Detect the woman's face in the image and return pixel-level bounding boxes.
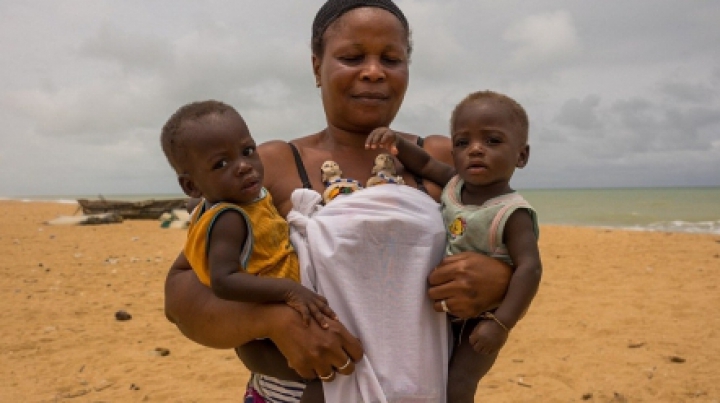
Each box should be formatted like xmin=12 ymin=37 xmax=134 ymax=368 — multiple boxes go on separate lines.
xmin=313 ymin=7 xmax=410 ymax=134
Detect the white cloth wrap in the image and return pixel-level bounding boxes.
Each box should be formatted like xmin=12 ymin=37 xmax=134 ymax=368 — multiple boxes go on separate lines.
xmin=287 ymin=185 xmax=449 ymax=403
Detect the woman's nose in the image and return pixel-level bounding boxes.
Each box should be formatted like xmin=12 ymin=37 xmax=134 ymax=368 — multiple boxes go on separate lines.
xmin=361 ymin=57 xmax=386 ymax=82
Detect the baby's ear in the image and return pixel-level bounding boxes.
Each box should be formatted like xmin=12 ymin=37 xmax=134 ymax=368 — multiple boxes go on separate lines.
xmin=516 ymin=145 xmax=530 ymax=168
xmin=178 ymin=175 xmax=203 ymax=198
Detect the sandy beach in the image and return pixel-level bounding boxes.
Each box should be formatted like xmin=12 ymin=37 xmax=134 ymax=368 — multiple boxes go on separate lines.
xmin=1 ymin=200 xmax=718 ymax=402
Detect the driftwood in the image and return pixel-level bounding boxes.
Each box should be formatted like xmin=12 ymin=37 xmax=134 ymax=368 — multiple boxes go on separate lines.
xmin=45 ymin=213 xmax=123 ymax=226
xmin=76 ymin=197 xmax=188 ymax=220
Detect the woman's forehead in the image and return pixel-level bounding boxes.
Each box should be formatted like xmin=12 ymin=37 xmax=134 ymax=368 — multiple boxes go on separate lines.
xmin=325 ymin=7 xmax=406 ymax=41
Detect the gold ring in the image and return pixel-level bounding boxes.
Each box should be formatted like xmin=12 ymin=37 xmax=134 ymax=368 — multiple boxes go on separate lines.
xmin=318 ymin=371 xmax=335 ymax=382
xmin=337 ymin=358 xmax=352 ymax=371
xmin=440 ymin=299 xmax=450 ymax=313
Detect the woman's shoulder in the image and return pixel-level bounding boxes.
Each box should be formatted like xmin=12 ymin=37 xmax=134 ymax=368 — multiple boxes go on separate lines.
xmin=258 ymin=139 xmax=293 ymax=161
xmin=401 ymin=133 xmax=453 ymax=165
xmin=421 ymin=133 xmax=451 ymax=144
xmin=258 ymin=137 xmax=319 ymax=217
xmin=259 ymin=134 xmax=319 ymax=157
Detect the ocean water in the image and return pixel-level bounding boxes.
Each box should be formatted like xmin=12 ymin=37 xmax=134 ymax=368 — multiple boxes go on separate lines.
xmin=520 ymin=187 xmax=720 ymax=234
xmin=4 ymin=187 xmax=720 ymax=234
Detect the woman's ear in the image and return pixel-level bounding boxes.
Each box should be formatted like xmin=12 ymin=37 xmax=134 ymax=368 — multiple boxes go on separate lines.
xmin=312 ymin=54 xmax=321 ymax=87
xmin=516 ymin=145 xmax=530 ymax=168
xmin=178 ymin=175 xmax=202 ymax=199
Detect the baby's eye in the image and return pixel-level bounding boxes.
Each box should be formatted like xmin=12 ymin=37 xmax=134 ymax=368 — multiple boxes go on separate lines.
xmin=242 ymin=146 xmax=256 ymax=157
xmin=486 ymin=136 xmax=503 ymax=145
xmin=212 ymin=160 xmax=228 ymax=170
xmin=453 ymin=138 xmax=469 ymax=147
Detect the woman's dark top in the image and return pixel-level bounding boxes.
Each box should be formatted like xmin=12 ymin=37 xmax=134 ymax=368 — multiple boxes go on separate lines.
xmin=288 ymin=137 xmax=428 ymax=194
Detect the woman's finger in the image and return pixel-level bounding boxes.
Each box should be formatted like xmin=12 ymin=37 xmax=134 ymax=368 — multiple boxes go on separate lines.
xmin=426 ymin=277 xmax=458 ymax=301
xmin=434 ymin=298 xmax=453 ymax=314
xmin=271 ymin=308 xmax=363 ymax=379
xmin=342 ymin=332 xmax=364 ymax=363
xmin=334 ymin=354 xmax=356 ymax=376
xmin=317 ymin=369 xmax=336 ymax=383
xmin=427 ymin=257 xmax=465 ymax=286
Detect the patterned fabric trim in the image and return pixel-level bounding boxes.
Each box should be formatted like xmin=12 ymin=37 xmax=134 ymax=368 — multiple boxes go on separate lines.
xmin=244 ymin=373 xmax=305 ymax=403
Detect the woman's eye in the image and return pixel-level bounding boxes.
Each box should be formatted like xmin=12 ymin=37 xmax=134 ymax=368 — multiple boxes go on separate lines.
xmin=242 ymin=147 xmax=256 ymax=157
xmin=339 ymin=55 xmax=363 ymax=64
xmin=382 ymin=56 xmax=402 ymax=66
xmin=212 ymin=160 xmax=228 ymax=170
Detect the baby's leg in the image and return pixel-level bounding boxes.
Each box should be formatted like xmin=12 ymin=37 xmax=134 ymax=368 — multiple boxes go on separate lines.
xmin=299 ymin=380 xmax=324 ymax=403
xmin=235 ymin=339 xmax=305 ymax=381
xmin=447 ymin=319 xmax=499 ymax=403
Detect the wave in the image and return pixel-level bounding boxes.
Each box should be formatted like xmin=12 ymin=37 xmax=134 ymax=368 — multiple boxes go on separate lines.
xmin=0 ymin=198 xmax=77 ymax=204
xmin=609 ymin=220 xmax=720 ymax=235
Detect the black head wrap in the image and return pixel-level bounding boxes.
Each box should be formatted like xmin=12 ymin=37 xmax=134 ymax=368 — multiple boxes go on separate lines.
xmin=312 ymin=0 xmax=409 ymax=44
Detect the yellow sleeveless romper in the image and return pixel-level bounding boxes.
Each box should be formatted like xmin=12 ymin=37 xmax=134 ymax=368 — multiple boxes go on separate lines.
xmin=184 ymin=190 xmax=299 ymax=286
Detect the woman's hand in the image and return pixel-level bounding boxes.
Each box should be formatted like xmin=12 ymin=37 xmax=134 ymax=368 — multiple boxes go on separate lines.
xmin=236 ymin=306 xmax=363 ymax=382
xmin=164 ymin=252 xmax=363 ymax=381
xmin=427 ymin=251 xmax=512 ymax=319
xmin=268 ymin=307 xmax=364 ymax=381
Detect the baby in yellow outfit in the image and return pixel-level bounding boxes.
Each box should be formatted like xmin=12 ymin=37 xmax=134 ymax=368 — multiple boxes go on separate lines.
xmin=161 ymin=100 xmax=336 ymax=328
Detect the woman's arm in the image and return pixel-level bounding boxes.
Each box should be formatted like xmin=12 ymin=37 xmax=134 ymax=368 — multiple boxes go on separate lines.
xmin=164 ymin=253 xmax=363 ymax=379
xmin=165 ymin=253 xmax=262 ymax=348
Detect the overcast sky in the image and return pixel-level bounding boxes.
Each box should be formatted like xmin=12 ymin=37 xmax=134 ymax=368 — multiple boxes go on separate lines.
xmin=1 ymin=1 xmax=719 ymax=196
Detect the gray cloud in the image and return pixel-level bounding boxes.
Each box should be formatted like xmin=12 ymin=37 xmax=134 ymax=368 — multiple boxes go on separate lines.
xmin=554 ymin=95 xmax=602 ymax=131
xmin=1 ymin=0 xmax=719 ymax=196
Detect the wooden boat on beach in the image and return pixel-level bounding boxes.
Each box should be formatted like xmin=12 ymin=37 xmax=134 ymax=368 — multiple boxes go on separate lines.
xmin=76 ymin=197 xmax=188 ymax=220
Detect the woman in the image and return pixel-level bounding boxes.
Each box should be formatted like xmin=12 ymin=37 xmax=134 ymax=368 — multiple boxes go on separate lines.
xmin=164 ymin=0 xmax=512 ymax=401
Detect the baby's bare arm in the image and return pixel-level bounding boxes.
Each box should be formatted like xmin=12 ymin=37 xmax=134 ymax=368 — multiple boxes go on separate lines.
xmin=492 ymin=209 xmax=542 ymax=330
xmin=366 ymin=127 xmax=455 ymax=186
xmin=208 ymin=210 xmax=336 ymax=327
xmin=467 ymin=210 xmax=540 ymax=354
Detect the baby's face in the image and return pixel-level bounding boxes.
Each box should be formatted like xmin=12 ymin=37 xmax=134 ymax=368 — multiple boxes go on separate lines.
xmin=178 ymin=112 xmax=264 ymax=204
xmin=450 ymin=100 xmax=528 ymax=190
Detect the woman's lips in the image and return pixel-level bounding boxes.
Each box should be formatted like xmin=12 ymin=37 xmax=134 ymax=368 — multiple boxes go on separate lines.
xmin=352 ymin=91 xmax=388 ymax=102
xmin=354 ymin=91 xmax=387 ymax=98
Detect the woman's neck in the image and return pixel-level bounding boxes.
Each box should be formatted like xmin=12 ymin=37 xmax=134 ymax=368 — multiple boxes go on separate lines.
xmin=320 ymin=126 xmax=371 ymax=150
xmin=309 ymin=127 xmax=393 ymax=188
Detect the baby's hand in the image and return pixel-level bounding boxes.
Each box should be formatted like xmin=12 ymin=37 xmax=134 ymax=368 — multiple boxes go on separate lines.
xmin=468 ymin=317 xmax=509 ymax=355
xmin=285 ymin=283 xmax=338 ymax=329
xmin=365 ymin=127 xmax=399 ymax=155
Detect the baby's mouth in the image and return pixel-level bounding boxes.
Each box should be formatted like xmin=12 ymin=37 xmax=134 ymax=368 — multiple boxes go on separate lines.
xmin=241 ymin=177 xmax=260 ymax=190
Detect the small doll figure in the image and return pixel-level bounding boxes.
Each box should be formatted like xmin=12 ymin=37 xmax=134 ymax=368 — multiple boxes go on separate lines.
xmin=366 ymin=153 xmax=405 ymax=188
xmin=321 ymin=160 xmax=362 ymax=204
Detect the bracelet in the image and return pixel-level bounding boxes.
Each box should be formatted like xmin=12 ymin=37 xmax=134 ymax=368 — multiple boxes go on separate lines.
xmin=479 ymin=312 xmax=510 ymax=332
